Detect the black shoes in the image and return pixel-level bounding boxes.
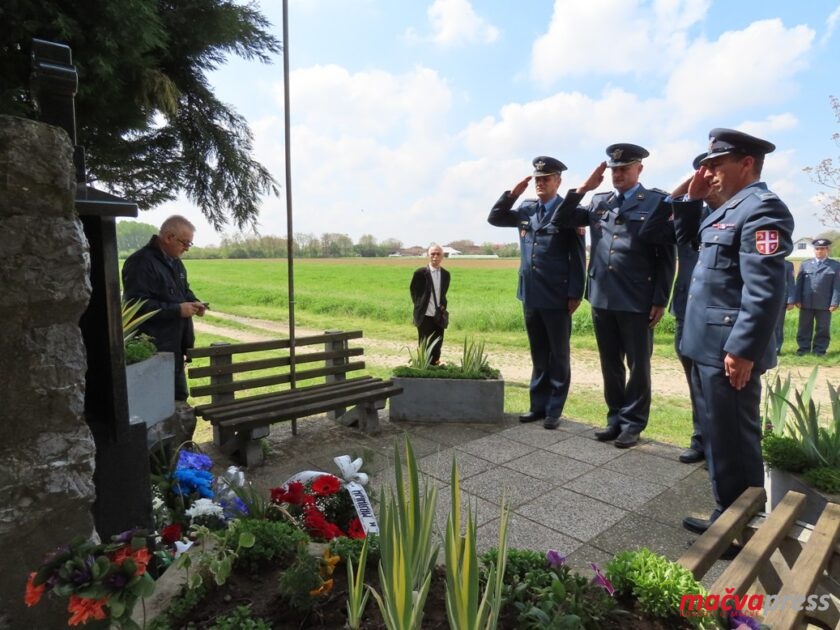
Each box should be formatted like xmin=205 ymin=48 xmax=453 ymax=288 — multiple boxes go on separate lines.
xmin=614 ymin=431 xmax=640 ymax=448
xmin=543 ymin=417 xmax=560 ymax=430
xmin=595 ymin=426 xmax=621 ymax=441
xmin=682 ymin=516 xmax=713 ymax=534
xmin=679 ymin=448 xmax=705 ymax=464
xmin=519 ymin=411 xmax=545 ymax=423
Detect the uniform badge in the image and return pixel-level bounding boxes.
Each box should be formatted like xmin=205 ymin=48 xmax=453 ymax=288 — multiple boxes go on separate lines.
xmin=636 ymin=192 xmax=644 ymax=200
xmin=755 ymin=230 xmax=780 ymax=255
xmin=610 ymin=148 xmax=623 ymax=161
xmin=534 ymin=159 xmax=546 ymax=170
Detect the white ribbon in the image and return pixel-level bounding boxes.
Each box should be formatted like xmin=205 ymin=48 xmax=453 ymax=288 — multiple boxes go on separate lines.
xmin=333 ymin=455 xmax=370 ymax=486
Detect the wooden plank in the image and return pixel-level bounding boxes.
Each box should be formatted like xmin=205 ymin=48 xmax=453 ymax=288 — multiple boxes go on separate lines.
xmin=678 ymin=487 xmax=766 ymax=580
xmin=189 ymin=361 xmax=365 ymax=397
xmin=205 ymin=379 xmax=391 ymax=422
xmin=187 ymin=330 xmax=363 ymax=358
xmin=195 ymin=376 xmax=374 ymax=416
xmin=216 ymin=383 xmax=403 ymax=432
xmin=763 ymin=502 xmax=840 ymax=630
xmin=188 ymin=347 xmax=363 ymax=379
xmin=709 ymin=491 xmax=806 ymax=597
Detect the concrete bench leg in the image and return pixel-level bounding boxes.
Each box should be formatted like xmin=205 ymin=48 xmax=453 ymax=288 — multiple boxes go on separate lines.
xmin=333 ymin=400 xmax=383 ymax=434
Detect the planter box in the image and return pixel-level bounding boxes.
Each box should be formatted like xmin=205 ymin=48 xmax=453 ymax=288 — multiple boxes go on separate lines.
xmin=389 ymin=377 xmax=504 ymax=423
xmin=764 ymin=465 xmax=840 ymax=525
xmin=126 ymin=352 xmax=175 ymax=429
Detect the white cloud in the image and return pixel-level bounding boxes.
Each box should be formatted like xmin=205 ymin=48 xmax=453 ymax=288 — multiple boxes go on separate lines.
xmin=666 ymin=20 xmax=814 ymax=124
xmin=531 ymin=0 xmax=711 ymax=83
xmin=738 ymin=113 xmax=799 ymax=138
xmin=407 ymin=0 xmax=499 ymax=47
xmin=820 ymin=4 xmax=840 ymax=45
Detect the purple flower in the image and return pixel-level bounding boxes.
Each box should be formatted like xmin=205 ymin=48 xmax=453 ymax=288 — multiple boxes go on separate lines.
xmin=177 ymin=450 xmax=213 ymax=471
xmin=590 ymin=563 xmax=615 ymax=596
xmin=729 ymin=612 xmax=761 ymax=630
xmin=108 ymin=572 xmax=129 ymax=589
xmin=546 ymin=549 xmax=566 ymax=568
xmin=114 ymin=529 xmax=137 ymax=544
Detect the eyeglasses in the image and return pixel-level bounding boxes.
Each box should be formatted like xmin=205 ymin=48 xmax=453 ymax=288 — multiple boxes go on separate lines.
xmin=170 ymin=234 xmax=193 ymax=248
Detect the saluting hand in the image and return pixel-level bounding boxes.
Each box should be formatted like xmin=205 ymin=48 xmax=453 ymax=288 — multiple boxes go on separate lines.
xmin=577 ymin=162 xmax=607 ymax=194
xmin=670 ymin=175 xmax=692 ymax=199
xmin=687 ymin=167 xmax=713 ymax=201
xmin=511 ymin=176 xmax=532 ymax=198
xmin=724 ymin=353 xmax=754 ymax=390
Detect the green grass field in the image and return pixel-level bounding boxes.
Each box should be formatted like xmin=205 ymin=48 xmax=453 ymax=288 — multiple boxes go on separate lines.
xmin=175 ymin=258 xmax=839 ymax=445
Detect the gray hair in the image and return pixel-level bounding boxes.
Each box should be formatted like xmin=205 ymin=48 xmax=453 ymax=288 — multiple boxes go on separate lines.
xmin=160 ymin=215 xmax=196 ymax=235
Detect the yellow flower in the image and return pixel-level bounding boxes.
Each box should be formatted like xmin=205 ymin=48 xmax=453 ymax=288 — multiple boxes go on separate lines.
xmin=321 ymin=549 xmax=340 ymax=577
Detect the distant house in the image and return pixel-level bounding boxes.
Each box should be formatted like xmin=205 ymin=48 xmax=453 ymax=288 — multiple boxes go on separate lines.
xmin=790 ymin=237 xmax=815 ymax=259
xmin=395 ymin=246 xmax=425 ymax=257
xmin=441 ymin=246 xmax=460 ymax=257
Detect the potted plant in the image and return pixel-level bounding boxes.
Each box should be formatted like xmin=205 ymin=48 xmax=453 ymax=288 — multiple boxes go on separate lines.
xmin=762 ymin=367 xmax=840 ymax=524
xmin=123 ymin=298 xmax=175 ymax=430
xmin=389 ymin=337 xmax=504 ymax=423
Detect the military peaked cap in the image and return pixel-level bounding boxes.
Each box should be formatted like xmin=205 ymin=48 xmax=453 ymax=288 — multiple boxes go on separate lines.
xmin=532 ymin=156 xmax=567 ymax=177
xmin=692 ymin=152 xmax=707 ymax=170
xmin=702 ymin=128 xmax=776 ymax=162
xmin=605 ymin=143 xmax=649 ymax=167
xmin=812 ymin=238 xmax=832 ymax=247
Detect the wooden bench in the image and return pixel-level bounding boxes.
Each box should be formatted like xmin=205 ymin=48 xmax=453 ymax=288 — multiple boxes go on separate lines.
xmin=186 ymin=330 xmax=402 ymax=466
xmin=678 ymin=486 xmax=840 ymax=629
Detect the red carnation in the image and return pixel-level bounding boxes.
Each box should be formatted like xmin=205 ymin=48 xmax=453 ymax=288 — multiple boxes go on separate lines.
xmin=348 ymin=518 xmax=365 ymax=539
xmin=311 ymin=474 xmax=341 ymax=496
xmin=271 ymin=481 xmax=306 ymax=505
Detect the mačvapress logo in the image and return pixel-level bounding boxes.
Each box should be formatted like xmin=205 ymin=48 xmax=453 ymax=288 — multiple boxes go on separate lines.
xmin=680 ymin=592 xmax=832 ymax=618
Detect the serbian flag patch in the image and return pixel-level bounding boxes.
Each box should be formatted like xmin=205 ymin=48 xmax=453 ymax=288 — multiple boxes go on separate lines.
xmin=755 ymin=230 xmax=780 ymax=255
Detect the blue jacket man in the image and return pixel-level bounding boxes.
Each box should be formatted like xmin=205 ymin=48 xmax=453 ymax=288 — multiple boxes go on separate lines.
xmin=551 ymin=144 xmax=676 ymax=448
xmin=488 ymin=156 xmax=586 ymax=430
xmin=775 ymin=260 xmax=796 ymax=354
xmin=669 ymin=129 xmax=794 ymax=535
xmin=795 ymin=238 xmax=840 ymax=355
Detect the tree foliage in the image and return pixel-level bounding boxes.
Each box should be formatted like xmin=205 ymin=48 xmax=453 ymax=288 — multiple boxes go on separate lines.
xmin=0 ymin=0 xmax=280 ymax=230
xmin=116 ymin=220 xmax=158 ymax=254
xmin=805 ymin=95 xmax=840 ymax=226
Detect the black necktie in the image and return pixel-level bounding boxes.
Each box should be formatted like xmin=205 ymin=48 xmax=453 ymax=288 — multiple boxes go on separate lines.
xmin=615 ymin=193 xmax=625 ymax=209
xmin=537 ymin=203 xmax=546 ymax=223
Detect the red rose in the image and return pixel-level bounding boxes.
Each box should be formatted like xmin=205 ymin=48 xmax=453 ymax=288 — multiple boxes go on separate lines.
xmin=348 ymin=518 xmax=365 ymax=539
xmin=311 ymin=474 xmax=341 ymax=496
xmin=161 ymin=523 xmax=182 ymax=545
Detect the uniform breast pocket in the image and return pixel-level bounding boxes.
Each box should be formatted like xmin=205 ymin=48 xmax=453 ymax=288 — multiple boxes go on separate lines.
xmin=699 ymin=230 xmax=737 ymax=270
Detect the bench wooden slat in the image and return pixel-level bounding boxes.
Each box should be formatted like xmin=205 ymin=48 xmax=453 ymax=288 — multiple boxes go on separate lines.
xmin=709 ymin=491 xmax=806 ymax=596
xmin=188 ymin=347 xmax=364 ymax=379
xmin=187 ymin=330 xmax=363 ymax=358
xmin=195 ymin=376 xmax=374 ymax=416
xmin=678 ymin=487 xmax=766 ymax=580
xmin=762 ymin=502 xmax=840 ymax=630
xmin=204 ymin=379 xmax=390 ymax=422
xmin=190 ymin=361 xmax=365 ymax=397
xmin=217 ymin=383 xmax=403 ymax=432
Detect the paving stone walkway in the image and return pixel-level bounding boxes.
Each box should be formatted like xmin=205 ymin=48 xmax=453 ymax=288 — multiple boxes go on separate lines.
xmin=200 ymin=413 xmax=732 ymax=586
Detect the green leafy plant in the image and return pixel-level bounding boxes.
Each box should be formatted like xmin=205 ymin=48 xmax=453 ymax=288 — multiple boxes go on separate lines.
xmin=369 ymin=438 xmax=439 ymax=630
xmin=803 ymin=466 xmax=840 ymax=494
xmin=345 ymin=535 xmax=372 ymax=630
xmin=762 ymin=433 xmax=810 ymax=473
xmin=176 ymin=524 xmax=255 ymax=589
xmin=460 ymin=337 xmax=490 ymax=373
xmin=124 ymin=334 xmax=158 ymax=365
xmin=208 ymin=604 xmax=271 ymax=629
xmin=277 ymin=550 xmax=323 ymax=612
xmin=444 ymin=459 xmax=510 ymax=630
xmin=606 ymin=548 xmax=707 ymax=627
xmin=763 ymin=371 xmax=795 ymax=435
xmin=481 ymin=547 xmax=616 ymax=629
xmin=229 ymin=518 xmax=309 ymax=572
xmin=329 ymin=534 xmax=381 ymax=567
xmin=406 ymin=334 xmax=441 ymax=370
xmin=122 ymin=298 xmax=159 ymax=344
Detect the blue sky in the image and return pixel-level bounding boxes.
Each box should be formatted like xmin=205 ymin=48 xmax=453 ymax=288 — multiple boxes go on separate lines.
xmin=137 ymin=0 xmax=840 ymax=248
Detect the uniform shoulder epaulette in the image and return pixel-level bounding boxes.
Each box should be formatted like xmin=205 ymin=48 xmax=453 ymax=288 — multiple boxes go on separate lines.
xmin=522 ymin=198 xmax=538 ymax=203
xmin=649 ymin=187 xmax=669 ymax=197
xmin=592 ymin=191 xmax=611 ymax=199
xmin=757 ymin=191 xmax=780 ymax=202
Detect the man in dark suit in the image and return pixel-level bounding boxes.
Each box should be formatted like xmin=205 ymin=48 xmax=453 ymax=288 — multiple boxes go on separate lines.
xmin=795 ymin=238 xmax=840 ymax=356
xmin=410 ymin=244 xmax=450 ymax=365
xmin=775 ymin=260 xmax=796 ymax=354
xmin=551 ymin=144 xmax=676 ymax=448
xmin=488 ymin=156 xmax=585 ymax=430
xmin=668 ymin=128 xmax=794 ymax=534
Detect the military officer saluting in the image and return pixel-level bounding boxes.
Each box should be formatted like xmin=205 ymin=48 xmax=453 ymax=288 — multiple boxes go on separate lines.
xmin=488 ymin=156 xmax=585 ymax=430
xmin=669 ymin=129 xmax=794 ymax=534
xmin=551 ymin=144 xmax=675 ymax=448
xmin=794 ymin=238 xmax=840 ymax=356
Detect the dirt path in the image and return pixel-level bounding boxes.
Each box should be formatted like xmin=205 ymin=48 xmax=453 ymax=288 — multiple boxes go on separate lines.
xmin=195 ymin=311 xmax=839 ymax=405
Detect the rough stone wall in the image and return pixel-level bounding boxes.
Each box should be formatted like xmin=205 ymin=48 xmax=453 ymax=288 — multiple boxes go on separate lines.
xmin=0 ymin=116 xmax=96 ymax=627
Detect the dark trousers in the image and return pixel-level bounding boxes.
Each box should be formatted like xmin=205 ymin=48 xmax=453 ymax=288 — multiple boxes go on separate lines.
xmin=592 ymin=308 xmax=652 ymax=434
xmin=796 ymin=308 xmax=832 ymax=354
xmin=417 ymin=316 xmax=445 ymax=364
xmin=523 ymin=306 xmax=571 ymax=418
xmin=675 ymin=318 xmax=703 ymax=452
xmin=691 ymin=362 xmax=764 ymax=512
xmin=175 ymin=354 xmax=188 ymax=401
xmin=775 ymin=304 xmax=788 ymax=354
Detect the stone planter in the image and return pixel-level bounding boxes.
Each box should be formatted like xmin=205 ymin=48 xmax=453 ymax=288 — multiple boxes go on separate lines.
xmin=389 ymin=377 xmax=504 ymax=423
xmin=764 ymin=465 xmax=840 ymax=525
xmin=126 ymin=352 xmax=175 ymax=429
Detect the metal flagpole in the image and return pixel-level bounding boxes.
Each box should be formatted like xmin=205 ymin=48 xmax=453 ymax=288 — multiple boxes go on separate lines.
xmin=283 ymin=0 xmax=296 ymax=390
